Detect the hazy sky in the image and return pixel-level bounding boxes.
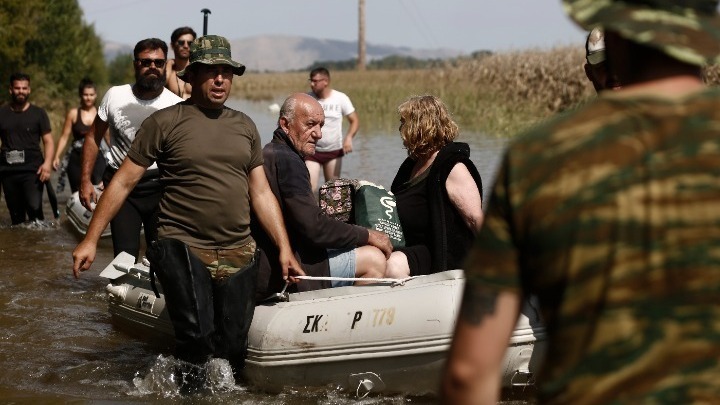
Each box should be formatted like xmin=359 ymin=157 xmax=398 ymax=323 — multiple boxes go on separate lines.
xmin=78 ymin=0 xmax=586 ymax=53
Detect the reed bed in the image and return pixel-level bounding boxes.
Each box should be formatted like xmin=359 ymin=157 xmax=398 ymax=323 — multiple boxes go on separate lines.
xmin=235 ymin=45 xmax=597 ymax=137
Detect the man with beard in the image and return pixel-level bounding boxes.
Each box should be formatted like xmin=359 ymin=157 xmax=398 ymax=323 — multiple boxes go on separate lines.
xmin=80 ymin=38 xmax=182 ymax=260
xmin=0 ymin=73 xmax=55 ymax=224
xmin=165 ymin=26 xmax=196 ymax=99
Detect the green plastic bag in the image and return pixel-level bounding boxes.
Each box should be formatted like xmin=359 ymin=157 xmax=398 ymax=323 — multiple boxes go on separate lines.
xmin=354 ymin=181 xmax=405 ymax=248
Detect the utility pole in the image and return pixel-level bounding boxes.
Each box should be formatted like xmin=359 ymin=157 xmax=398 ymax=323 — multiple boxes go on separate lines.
xmin=357 ymin=0 xmax=366 ymax=71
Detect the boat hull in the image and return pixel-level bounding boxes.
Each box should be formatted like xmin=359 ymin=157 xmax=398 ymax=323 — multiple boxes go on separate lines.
xmin=100 ymin=255 xmax=546 ymax=395
xmin=65 ymin=190 xmax=111 ymax=237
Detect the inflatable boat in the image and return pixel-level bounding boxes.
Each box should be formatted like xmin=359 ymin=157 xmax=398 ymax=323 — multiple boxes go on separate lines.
xmin=65 ymin=190 xmax=111 ymax=237
xmin=99 ymin=253 xmax=547 ymax=396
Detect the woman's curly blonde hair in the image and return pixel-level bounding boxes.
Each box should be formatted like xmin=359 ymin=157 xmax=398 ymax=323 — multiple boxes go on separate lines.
xmin=398 ymin=95 xmax=459 ymax=160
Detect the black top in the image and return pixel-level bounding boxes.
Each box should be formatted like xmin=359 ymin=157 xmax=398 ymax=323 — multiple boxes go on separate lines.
xmin=71 ymin=107 xmax=92 ymax=144
xmin=391 ymin=142 xmax=483 ymax=273
xmin=0 ymin=104 xmax=51 ymax=171
xmin=393 ymin=167 xmax=431 ymax=248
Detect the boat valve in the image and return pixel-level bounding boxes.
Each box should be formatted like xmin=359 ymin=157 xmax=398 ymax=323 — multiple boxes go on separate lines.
xmin=357 ymin=379 xmax=374 ymax=399
xmin=349 ymin=372 xmax=385 ymax=399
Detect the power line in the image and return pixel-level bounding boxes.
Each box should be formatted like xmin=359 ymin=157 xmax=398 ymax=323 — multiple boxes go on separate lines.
xmin=398 ymin=0 xmax=439 ymax=48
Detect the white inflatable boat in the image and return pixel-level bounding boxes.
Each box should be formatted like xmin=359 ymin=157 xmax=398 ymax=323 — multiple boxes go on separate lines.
xmin=65 ymin=190 xmax=111 ymax=238
xmin=99 ymin=253 xmax=547 ymax=396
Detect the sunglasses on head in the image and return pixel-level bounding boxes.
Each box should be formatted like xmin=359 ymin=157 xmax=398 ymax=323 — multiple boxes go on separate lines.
xmin=135 ymin=58 xmax=166 ymax=68
xmin=176 ymin=40 xmax=193 ymax=46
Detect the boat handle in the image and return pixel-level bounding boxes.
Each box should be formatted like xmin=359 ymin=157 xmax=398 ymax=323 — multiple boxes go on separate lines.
xmin=511 ymin=369 xmax=534 ymax=387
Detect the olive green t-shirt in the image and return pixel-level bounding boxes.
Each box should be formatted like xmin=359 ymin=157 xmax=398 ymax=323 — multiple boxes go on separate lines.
xmin=465 ymin=87 xmax=720 ymax=403
xmin=128 ymin=102 xmax=263 ymax=249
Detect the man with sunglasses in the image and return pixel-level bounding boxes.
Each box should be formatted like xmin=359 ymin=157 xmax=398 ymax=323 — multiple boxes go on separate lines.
xmin=165 ymin=26 xmax=196 ymax=99
xmin=79 ymin=38 xmax=182 ymax=261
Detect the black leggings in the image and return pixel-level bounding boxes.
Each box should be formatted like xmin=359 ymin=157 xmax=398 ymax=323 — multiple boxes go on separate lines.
xmin=1 ymin=171 xmax=44 ymax=224
xmin=67 ymin=149 xmax=105 ymax=193
xmin=104 ymin=169 xmax=161 ymax=259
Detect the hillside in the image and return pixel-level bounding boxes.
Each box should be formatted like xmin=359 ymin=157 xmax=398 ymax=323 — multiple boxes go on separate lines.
xmin=103 ymin=35 xmax=465 ymax=72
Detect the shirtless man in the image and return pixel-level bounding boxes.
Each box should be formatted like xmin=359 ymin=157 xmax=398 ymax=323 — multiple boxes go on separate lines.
xmin=165 ymin=26 xmax=196 ymax=99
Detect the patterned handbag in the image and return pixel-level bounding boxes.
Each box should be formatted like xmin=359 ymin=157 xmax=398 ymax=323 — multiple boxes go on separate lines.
xmin=318 ymin=178 xmax=360 ymax=223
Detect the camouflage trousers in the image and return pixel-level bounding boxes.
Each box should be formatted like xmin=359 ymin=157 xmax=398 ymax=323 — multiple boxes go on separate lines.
xmin=188 ymin=239 xmax=257 ymax=280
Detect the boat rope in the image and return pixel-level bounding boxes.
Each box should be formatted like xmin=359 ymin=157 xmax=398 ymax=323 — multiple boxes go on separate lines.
xmin=294 ymin=275 xmax=422 ymax=286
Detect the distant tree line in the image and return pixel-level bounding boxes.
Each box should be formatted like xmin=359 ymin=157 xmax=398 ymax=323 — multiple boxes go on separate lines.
xmin=304 ymin=50 xmax=494 ymax=72
xmin=0 ymin=0 xmax=107 ymax=109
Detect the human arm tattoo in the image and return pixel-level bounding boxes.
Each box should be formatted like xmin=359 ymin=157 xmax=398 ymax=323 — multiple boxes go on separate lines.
xmin=459 ymin=280 xmax=499 ymax=325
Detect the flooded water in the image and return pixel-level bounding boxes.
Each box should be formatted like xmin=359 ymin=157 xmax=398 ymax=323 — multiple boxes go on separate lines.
xmin=0 ymin=98 xmax=517 ymax=403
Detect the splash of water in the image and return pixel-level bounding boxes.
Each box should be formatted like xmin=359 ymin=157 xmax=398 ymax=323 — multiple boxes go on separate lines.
xmin=131 ymin=354 xmax=179 ymax=397
xmin=130 ymin=354 xmax=244 ymax=398
xmin=10 ymin=219 xmax=58 ymax=230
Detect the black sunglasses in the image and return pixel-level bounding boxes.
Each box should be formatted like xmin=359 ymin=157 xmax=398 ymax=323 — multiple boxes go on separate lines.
xmin=135 ymin=58 xmax=166 ymax=68
xmin=176 ymin=40 xmax=193 ymax=46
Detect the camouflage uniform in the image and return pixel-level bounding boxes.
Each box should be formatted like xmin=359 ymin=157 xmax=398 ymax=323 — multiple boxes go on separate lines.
xmin=463 ymin=2 xmax=720 ymax=402
xmin=466 ymin=87 xmax=720 ymax=403
xmin=446 ymin=0 xmax=720 ymax=404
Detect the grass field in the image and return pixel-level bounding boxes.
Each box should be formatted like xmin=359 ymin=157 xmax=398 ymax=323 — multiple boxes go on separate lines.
xmin=234 ymin=45 xmax=596 ymax=137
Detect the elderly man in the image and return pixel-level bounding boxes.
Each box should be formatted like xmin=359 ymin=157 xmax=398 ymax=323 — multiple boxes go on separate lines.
xmin=254 ymin=93 xmax=391 ymax=295
xmin=443 ymin=0 xmax=720 ymax=403
xmin=73 ymin=35 xmax=302 ymax=391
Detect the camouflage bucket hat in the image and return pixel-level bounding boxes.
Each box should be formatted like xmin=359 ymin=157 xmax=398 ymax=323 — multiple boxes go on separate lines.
xmin=564 ymin=0 xmax=720 ymax=66
xmin=177 ymin=35 xmax=246 ymax=77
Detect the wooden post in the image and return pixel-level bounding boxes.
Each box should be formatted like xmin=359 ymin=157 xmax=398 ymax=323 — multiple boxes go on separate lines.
xmin=358 ymin=0 xmax=366 ymax=71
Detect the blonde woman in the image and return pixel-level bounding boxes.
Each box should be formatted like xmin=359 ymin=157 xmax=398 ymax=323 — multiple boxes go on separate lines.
xmin=385 ymin=95 xmax=483 ymax=278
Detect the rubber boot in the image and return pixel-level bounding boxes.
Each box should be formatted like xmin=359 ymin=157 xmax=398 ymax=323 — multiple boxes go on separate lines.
xmin=147 ymin=238 xmax=215 ymax=391
xmin=211 ymin=249 xmax=260 ymax=378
